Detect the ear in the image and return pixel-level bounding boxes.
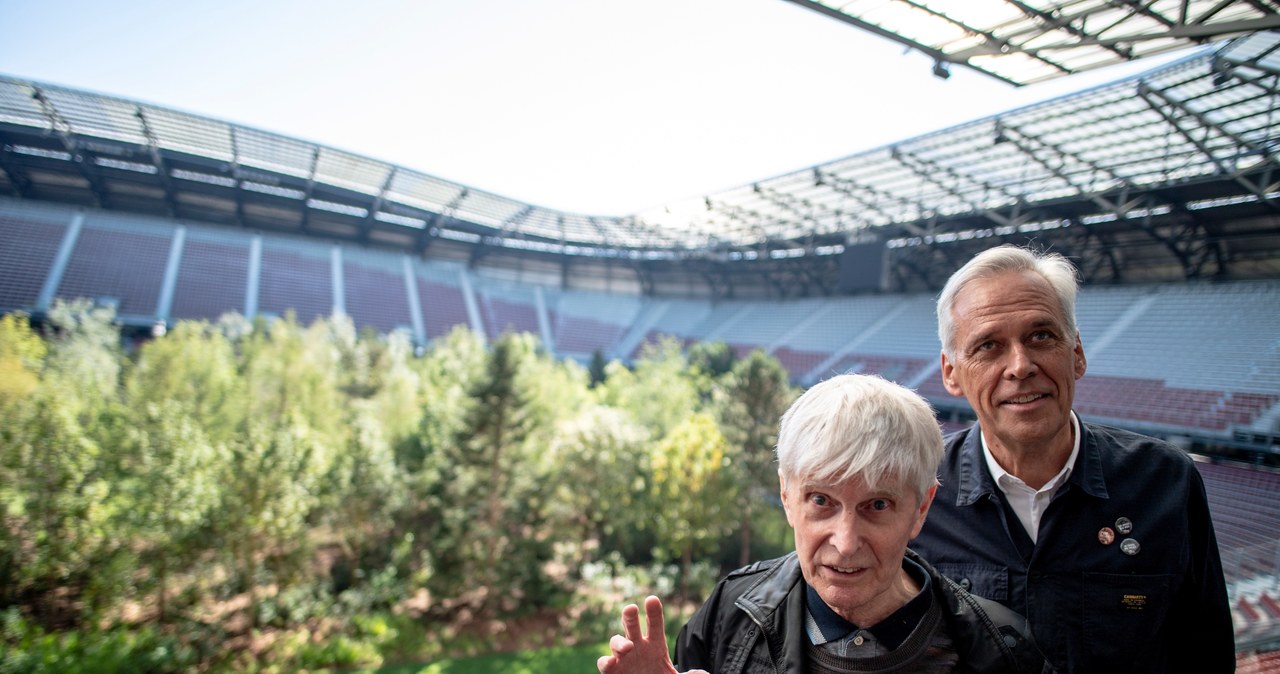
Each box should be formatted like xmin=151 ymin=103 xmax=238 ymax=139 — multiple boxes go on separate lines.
xmin=779 ymin=471 xmax=797 ymax=528
xmin=941 ymin=351 xmax=964 ymax=397
xmin=1073 ymin=333 xmax=1087 ymax=380
xmin=910 ymin=483 xmax=938 ymax=539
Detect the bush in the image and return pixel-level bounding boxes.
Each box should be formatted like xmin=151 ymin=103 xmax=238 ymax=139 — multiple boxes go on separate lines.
xmin=0 ymin=609 xmax=198 ymax=674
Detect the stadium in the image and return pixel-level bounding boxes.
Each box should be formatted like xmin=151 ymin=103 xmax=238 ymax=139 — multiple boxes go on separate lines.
xmin=2 ymin=2 xmax=1280 ymax=671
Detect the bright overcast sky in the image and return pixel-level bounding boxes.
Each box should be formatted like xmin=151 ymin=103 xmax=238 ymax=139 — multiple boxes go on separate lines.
xmin=0 ymin=0 xmax=1195 ymax=216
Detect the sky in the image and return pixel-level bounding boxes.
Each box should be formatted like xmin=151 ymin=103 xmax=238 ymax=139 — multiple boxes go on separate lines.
xmin=0 ymin=0 xmax=1196 ymax=216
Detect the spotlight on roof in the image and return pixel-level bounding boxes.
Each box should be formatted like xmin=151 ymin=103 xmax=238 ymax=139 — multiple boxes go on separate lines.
xmin=932 ymin=60 xmax=951 ymax=80
xmin=1210 ymin=57 xmax=1234 ymax=87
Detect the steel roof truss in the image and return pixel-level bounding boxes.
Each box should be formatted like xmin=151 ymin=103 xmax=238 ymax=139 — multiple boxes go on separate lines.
xmin=888 ymin=144 xmax=1027 ymax=229
xmin=300 ymin=146 xmax=321 ymax=232
xmin=32 ymin=90 xmax=107 ymax=208
xmin=1002 ymin=0 xmax=1136 ymax=61
xmin=360 ymin=166 xmax=398 ymax=243
xmin=997 ymin=119 xmax=1147 ymax=217
xmin=813 ymin=168 xmax=905 ymax=231
xmin=136 ymin=108 xmax=179 ymax=217
xmin=1138 ymin=80 xmax=1279 ymax=210
xmin=0 ymin=136 xmax=33 ymax=198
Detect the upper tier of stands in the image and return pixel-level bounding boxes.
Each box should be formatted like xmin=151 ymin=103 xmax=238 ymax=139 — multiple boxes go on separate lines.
xmin=2 ymin=197 xmax=1278 ymax=443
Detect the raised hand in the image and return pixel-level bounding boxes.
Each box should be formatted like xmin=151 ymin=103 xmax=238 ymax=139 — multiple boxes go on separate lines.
xmin=596 ymin=596 xmax=706 ymax=674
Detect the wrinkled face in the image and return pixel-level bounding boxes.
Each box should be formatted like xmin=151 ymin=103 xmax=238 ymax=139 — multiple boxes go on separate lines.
xmin=781 ymin=471 xmax=934 ymax=627
xmin=941 ymin=270 xmax=1086 ymax=456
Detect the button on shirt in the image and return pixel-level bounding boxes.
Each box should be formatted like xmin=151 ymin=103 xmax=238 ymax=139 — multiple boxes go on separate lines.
xmin=981 ymin=411 xmax=1081 ymax=543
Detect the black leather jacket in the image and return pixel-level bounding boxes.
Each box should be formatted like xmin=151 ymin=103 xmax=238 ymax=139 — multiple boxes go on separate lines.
xmin=674 ymin=549 xmax=1054 ymax=674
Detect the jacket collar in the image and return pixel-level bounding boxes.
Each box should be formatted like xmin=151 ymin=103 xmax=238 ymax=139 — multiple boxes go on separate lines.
xmin=954 ymin=418 xmax=1108 ymax=507
xmin=735 ymin=552 xmax=803 ymax=626
xmin=733 ymin=553 xmax=808 ymax=674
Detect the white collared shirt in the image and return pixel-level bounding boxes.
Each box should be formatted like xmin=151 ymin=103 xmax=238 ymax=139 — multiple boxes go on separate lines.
xmin=980 ymin=411 xmax=1081 ymax=543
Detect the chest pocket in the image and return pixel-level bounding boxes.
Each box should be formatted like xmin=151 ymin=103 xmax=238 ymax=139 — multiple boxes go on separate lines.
xmin=933 ymin=563 xmax=1009 ymax=602
xmin=1081 ymin=572 xmax=1173 ymax=667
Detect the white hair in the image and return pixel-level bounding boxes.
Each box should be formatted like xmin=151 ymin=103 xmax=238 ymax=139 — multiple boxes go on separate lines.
xmin=775 ymin=373 xmax=942 ymax=499
xmin=937 ymin=244 xmax=1081 ymax=357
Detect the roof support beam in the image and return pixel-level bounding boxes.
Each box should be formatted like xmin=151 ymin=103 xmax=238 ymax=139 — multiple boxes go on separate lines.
xmin=1138 ymin=82 xmax=1280 ymax=213
xmin=136 ymin=107 xmax=180 ymax=218
xmin=0 ymin=139 xmax=34 ymax=198
xmin=31 ymin=89 xmax=107 ymax=208
xmin=359 ymin=166 xmax=398 ymax=244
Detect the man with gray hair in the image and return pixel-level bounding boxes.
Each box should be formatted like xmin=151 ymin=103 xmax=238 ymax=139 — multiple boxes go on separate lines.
xmin=913 ymin=244 xmax=1233 ymax=673
xmin=598 ymin=373 xmax=1052 ymax=674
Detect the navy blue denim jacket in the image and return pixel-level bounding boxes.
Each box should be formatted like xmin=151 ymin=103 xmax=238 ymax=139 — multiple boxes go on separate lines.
xmin=912 ymin=420 xmax=1234 ymax=674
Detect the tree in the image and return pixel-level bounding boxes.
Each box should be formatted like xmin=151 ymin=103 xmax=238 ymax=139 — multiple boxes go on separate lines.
xmin=543 ymin=404 xmax=649 ymax=567
xmin=431 ymin=332 xmax=543 ymax=615
xmin=648 ymin=412 xmax=737 ymax=600
xmin=121 ymin=401 xmax=225 ymax=622
xmin=587 ymin=349 xmax=608 ymax=388
xmin=120 ymin=321 xmax=238 ymax=621
xmin=716 ymin=350 xmax=796 ymax=566
xmin=220 ymin=314 xmax=344 ymax=626
xmin=0 ymin=300 xmax=126 ymax=625
xmin=599 ymin=336 xmax=704 ymax=439
xmin=688 ymin=340 xmax=736 ymax=380
xmin=0 ymin=312 xmax=45 ymax=411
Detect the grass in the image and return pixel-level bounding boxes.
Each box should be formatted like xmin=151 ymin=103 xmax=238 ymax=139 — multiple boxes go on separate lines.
xmin=348 ymin=603 xmax=690 ymax=674
xmin=346 ymin=642 xmax=609 ymax=673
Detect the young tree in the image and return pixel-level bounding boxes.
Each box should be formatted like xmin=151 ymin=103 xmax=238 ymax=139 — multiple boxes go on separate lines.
xmin=716 ymin=350 xmax=796 ymax=566
xmin=0 ymin=312 xmax=45 ymax=411
xmin=648 ymin=412 xmax=737 ymax=600
xmin=220 ymin=314 xmax=345 ymax=625
xmin=598 ymin=336 xmax=704 ymax=439
xmin=587 ymin=349 xmax=608 ymax=388
xmin=1 ymin=300 xmax=127 ymax=624
xmin=542 ymin=404 xmax=649 ymax=567
xmin=431 ymin=332 xmax=541 ymax=614
xmin=120 ymin=321 xmax=239 ymax=621
xmin=687 ymin=340 xmax=736 ymax=380
xmin=121 ymin=401 xmax=225 ymax=622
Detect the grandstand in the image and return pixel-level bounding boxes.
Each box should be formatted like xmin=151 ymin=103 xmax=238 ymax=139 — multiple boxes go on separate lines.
xmin=2 ymin=18 xmax=1280 ymax=666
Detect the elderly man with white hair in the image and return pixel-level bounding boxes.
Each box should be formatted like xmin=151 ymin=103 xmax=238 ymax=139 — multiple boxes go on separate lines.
xmin=598 ymin=373 xmax=1053 ymax=674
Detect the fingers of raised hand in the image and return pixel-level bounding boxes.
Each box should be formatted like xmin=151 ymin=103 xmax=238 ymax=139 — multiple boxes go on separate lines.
xmin=609 ymin=633 xmax=635 ymax=656
xmin=643 ymin=596 xmax=667 ymax=645
xmin=621 ymin=602 xmax=644 ymax=641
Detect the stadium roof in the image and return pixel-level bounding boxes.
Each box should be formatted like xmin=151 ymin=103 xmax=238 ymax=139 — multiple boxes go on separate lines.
xmin=783 ymin=0 xmax=1280 ymax=85
xmin=0 ymin=30 xmax=1278 ymax=290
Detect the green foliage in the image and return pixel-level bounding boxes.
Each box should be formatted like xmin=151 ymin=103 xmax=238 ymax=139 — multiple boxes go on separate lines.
xmin=598 ymin=336 xmax=705 ymax=439
xmin=0 ymin=303 xmax=798 ymax=671
xmin=543 ymin=405 xmax=649 ymax=560
xmin=687 ymin=340 xmax=736 ymax=379
xmin=0 ymin=305 xmax=125 ymax=622
xmin=648 ymin=413 xmax=738 ymax=596
xmin=423 ymin=332 xmax=568 ymax=614
xmin=41 ymin=299 xmax=122 ymax=421
xmin=587 ymin=350 xmax=608 ymax=388
xmin=715 ymin=349 xmax=797 ymax=566
xmin=0 ymin=608 xmax=198 ymax=674
xmin=376 ymin=643 xmax=608 ymax=674
xmin=0 ymin=312 xmax=45 ymax=410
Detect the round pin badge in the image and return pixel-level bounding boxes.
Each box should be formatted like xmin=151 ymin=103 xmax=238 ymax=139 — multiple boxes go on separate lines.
xmin=1120 ymin=538 xmax=1141 ymax=556
xmin=1115 ymin=517 xmax=1133 ymax=535
xmin=1098 ymin=527 xmax=1115 ymax=545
